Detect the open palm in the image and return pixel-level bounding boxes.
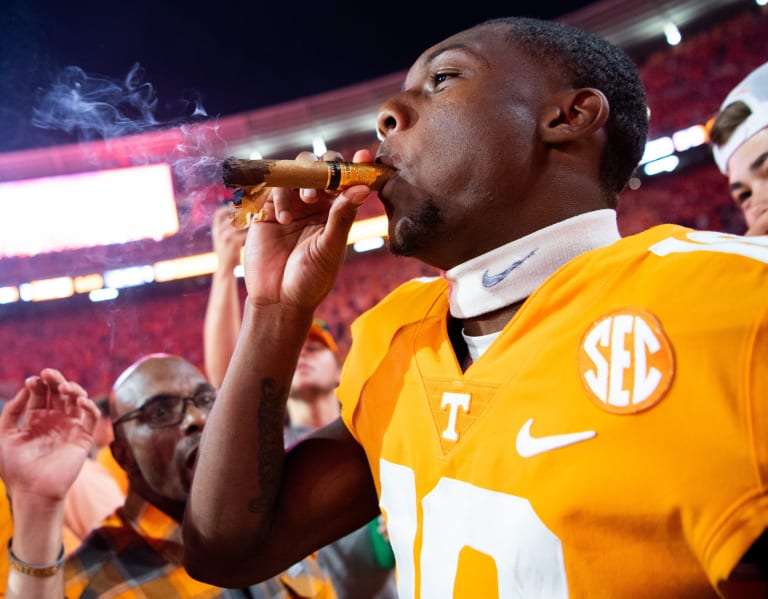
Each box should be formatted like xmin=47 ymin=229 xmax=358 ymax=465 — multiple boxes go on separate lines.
xmin=0 ymin=370 xmax=98 ymax=502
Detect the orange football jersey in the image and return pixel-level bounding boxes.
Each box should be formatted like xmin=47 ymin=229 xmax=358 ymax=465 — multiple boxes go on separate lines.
xmin=339 ymin=224 xmax=768 ymax=598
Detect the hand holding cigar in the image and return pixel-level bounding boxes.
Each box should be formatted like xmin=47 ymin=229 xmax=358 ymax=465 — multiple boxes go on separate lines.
xmin=223 ymin=158 xmax=395 ymax=229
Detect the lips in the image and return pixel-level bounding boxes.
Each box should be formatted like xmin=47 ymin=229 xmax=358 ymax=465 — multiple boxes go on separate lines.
xmin=374 ymin=154 xmax=396 ymax=204
xmin=185 ymin=446 xmax=198 ymax=470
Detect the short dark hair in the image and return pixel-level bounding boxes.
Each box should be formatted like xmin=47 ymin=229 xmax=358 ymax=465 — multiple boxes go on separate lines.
xmin=710 ymin=100 xmax=752 ymax=146
xmin=483 ymin=17 xmax=649 ymax=202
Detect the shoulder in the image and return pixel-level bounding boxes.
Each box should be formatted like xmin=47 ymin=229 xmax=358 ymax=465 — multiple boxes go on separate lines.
xmin=346 ymin=275 xmax=445 ymax=372
xmin=66 ymin=512 xmax=146 ymax=567
xmin=563 ymin=225 xmax=768 ymax=290
xmin=65 ymin=517 xmax=166 ymax=596
xmin=352 ymin=275 xmax=446 ymax=335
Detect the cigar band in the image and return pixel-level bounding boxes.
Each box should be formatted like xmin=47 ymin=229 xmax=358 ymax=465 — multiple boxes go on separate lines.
xmin=327 ymin=162 xmax=384 ymax=189
xmin=327 ymin=161 xmax=343 ymax=190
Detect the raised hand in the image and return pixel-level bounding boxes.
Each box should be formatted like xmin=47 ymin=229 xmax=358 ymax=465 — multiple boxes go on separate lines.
xmin=0 ymin=368 xmax=99 ymax=504
xmin=241 ymin=149 xmax=374 ymax=311
xmin=212 ymin=204 xmax=248 ymax=271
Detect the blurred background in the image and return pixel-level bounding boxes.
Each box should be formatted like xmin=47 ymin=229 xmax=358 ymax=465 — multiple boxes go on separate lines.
xmin=0 ymin=0 xmax=764 ymax=398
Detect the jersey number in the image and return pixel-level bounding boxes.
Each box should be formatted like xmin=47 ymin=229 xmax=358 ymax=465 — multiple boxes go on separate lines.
xmin=379 ymin=460 xmax=568 ymax=598
xmin=650 ymin=230 xmax=768 ymax=263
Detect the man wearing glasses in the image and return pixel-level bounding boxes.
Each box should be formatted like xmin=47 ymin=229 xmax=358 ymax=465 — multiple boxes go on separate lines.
xmin=0 ymin=355 xmax=336 ymax=598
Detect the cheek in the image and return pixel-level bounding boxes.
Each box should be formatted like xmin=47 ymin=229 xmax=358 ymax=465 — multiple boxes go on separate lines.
xmin=133 ymin=434 xmax=178 ymax=485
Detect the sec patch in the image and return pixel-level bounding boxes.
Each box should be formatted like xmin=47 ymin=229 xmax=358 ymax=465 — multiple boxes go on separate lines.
xmin=577 ymin=308 xmax=674 ymax=414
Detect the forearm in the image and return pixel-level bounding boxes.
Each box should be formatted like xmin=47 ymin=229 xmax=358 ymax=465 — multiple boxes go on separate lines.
xmin=203 ymin=268 xmax=242 ymax=387
xmin=187 ymin=302 xmax=313 ymax=555
xmin=6 ymin=493 xmax=66 ymax=599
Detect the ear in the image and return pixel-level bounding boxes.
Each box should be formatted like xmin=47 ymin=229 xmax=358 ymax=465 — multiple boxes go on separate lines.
xmin=539 ymin=88 xmax=609 ymax=144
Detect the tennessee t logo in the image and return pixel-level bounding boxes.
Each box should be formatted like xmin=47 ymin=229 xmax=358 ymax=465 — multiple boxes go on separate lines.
xmin=440 ymin=392 xmax=470 ymax=441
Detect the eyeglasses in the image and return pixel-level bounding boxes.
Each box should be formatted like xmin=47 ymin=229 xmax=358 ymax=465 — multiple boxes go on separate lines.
xmin=112 ymin=390 xmax=216 ymax=429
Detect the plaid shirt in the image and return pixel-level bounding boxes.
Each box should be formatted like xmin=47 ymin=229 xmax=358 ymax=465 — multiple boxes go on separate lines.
xmin=64 ymin=499 xmax=336 ymax=599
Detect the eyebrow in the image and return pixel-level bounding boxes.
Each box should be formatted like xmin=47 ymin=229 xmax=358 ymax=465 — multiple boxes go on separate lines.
xmin=421 ymin=42 xmax=489 ymax=70
xmin=729 ymin=151 xmax=768 ymax=191
xmin=142 ymin=382 xmax=215 ymax=403
xmin=194 ymin=382 xmax=215 ymax=394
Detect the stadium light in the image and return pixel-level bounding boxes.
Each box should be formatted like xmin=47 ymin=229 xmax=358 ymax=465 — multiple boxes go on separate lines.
xmin=312 ymin=136 xmax=327 ymax=156
xmin=664 ymin=23 xmax=682 ymax=46
xmin=643 ymin=155 xmax=680 ymax=176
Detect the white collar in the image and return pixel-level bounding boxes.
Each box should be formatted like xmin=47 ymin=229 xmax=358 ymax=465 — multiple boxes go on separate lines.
xmin=443 ymin=210 xmax=620 ymax=318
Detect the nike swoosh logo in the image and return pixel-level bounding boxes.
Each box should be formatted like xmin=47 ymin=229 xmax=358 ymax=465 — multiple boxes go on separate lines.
xmin=481 ymin=249 xmax=538 ymax=288
xmin=515 ymin=418 xmax=596 ymax=458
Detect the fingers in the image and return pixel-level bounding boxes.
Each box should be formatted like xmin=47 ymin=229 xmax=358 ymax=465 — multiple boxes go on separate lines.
xmin=39 ymin=368 xmax=69 ymax=412
xmin=77 ymin=395 xmax=101 ymax=433
xmin=272 ymin=152 xmax=320 ymax=222
xmin=271 ymin=151 xmax=353 ymax=224
xmin=25 ymin=375 xmax=52 ymax=410
xmin=271 ymin=186 xmax=299 ymax=224
xmin=0 ymin=385 xmax=31 ymax=432
xmin=224 ymin=226 xmax=248 ymax=246
xmin=20 ymin=369 xmax=91 ymax=421
xmin=323 ymin=184 xmax=370 ymax=252
xmin=214 ymin=204 xmax=232 ymax=223
xmin=352 ymin=148 xmax=374 ymax=164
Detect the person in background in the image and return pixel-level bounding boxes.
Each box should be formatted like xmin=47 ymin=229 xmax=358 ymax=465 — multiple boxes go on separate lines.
xmin=90 ymin=396 xmax=114 ymax=458
xmin=287 ymin=320 xmax=342 ymax=430
xmin=710 ymin=60 xmax=768 ymax=235
xmin=61 ymin=394 xmax=125 ymax=555
xmin=204 ymin=204 xmax=247 ymax=388
xmin=93 ymin=394 xmax=130 ymax=496
xmin=203 ymin=207 xmax=397 ymax=598
xmin=287 ymin=320 xmax=397 ymax=599
xmin=0 ymin=369 xmax=95 ymax=598
xmin=61 ymin=443 xmax=125 ymax=555
xmin=0 ymin=478 xmax=12 ymax=597
xmin=0 ymin=388 xmax=15 ymax=597
xmin=183 ymin=15 xmax=768 ymax=598
xmin=0 ymin=359 xmax=336 ymax=598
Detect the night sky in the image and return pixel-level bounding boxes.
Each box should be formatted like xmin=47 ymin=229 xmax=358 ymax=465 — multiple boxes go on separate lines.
xmin=0 ymin=0 xmax=596 ymax=153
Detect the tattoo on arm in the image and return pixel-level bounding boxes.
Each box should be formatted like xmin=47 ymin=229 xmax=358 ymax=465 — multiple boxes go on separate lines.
xmin=248 ymin=378 xmax=287 ymax=515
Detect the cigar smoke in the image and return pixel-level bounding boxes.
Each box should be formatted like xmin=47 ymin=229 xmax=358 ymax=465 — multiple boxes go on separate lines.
xmin=32 ymin=63 xmax=166 ymax=140
xmin=30 ymin=63 xmax=228 ymax=228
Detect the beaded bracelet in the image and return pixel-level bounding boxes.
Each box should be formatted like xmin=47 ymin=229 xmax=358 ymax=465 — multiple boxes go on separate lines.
xmin=7 ymin=538 xmax=65 ymax=578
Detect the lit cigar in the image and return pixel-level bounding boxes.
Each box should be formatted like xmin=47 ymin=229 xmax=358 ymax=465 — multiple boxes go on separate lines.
xmin=223 ymin=158 xmax=395 ymax=229
xmin=222 ymin=158 xmax=395 ymax=190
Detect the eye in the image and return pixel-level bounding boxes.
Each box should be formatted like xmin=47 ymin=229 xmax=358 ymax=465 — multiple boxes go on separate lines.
xmin=734 ymin=189 xmax=752 ymax=205
xmin=429 ymin=70 xmax=459 ymax=91
xmin=197 ymin=391 xmax=217 ymax=407
xmin=142 ymin=396 xmax=178 ymax=420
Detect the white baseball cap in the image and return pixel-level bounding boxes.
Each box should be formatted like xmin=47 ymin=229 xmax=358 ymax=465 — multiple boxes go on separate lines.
xmin=712 ymin=61 xmax=768 ymax=175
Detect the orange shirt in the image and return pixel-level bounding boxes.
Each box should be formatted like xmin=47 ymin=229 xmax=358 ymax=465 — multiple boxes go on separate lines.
xmin=96 ymin=445 xmax=128 ymax=496
xmin=0 ymin=478 xmax=12 ymax=598
xmin=63 ymin=458 xmax=125 ymax=554
xmin=340 ymin=225 xmax=768 ymax=598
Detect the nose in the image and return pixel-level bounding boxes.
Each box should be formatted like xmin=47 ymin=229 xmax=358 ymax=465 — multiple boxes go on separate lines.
xmin=181 ymin=402 xmax=207 ymax=434
xmin=376 ymin=93 xmax=413 ymax=141
xmin=753 ymin=179 xmax=768 ymax=205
